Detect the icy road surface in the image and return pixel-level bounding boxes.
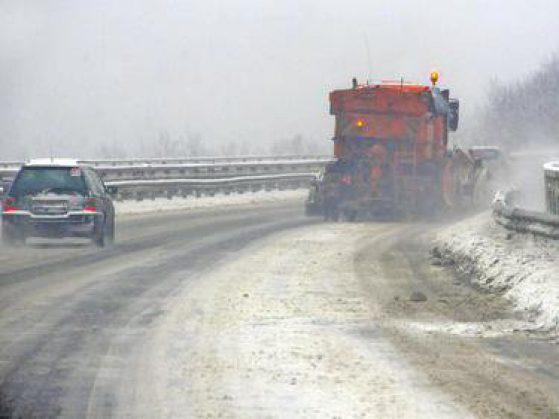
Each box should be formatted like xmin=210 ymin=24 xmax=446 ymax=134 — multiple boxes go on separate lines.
xmin=0 ymin=201 xmax=558 ymax=418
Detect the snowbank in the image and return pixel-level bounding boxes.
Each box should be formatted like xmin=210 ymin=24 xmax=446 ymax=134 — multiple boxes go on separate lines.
xmin=434 ymin=212 xmax=559 ymax=332
xmin=114 ymin=189 xmax=307 ymax=215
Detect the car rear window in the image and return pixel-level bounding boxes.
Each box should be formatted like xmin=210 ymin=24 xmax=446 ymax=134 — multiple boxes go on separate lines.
xmin=9 ymin=166 xmax=88 ymax=197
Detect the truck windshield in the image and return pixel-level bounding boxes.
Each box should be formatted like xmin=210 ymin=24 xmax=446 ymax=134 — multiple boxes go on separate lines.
xmin=9 ymin=167 xmax=87 ymax=197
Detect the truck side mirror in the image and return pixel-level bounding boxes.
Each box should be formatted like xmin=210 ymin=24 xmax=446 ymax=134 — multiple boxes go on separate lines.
xmin=448 ymin=99 xmax=459 ymax=131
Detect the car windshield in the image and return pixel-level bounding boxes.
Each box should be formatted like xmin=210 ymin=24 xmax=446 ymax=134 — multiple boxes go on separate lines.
xmin=10 ymin=167 xmax=87 ymax=197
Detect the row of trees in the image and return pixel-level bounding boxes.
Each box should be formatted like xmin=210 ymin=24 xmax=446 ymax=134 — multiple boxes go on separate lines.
xmin=1 ymin=131 xmax=329 ymax=160
xmin=96 ymin=132 xmax=329 ymax=158
xmin=472 ymin=57 xmax=559 ymax=150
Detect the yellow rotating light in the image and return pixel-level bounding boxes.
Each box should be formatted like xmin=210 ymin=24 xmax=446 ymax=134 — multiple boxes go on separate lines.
xmin=430 ymin=70 xmax=439 ymax=86
xmin=355 ymin=119 xmax=365 ymax=128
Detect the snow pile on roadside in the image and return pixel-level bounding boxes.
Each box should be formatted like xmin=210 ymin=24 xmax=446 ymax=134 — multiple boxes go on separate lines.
xmin=115 ymin=189 xmax=307 ymax=215
xmin=434 ymin=212 xmax=559 ymax=332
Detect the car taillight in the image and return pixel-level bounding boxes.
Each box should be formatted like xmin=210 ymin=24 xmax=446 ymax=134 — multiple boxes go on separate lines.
xmin=83 ymin=198 xmax=97 ymax=212
xmin=2 ymin=197 xmax=17 ymax=212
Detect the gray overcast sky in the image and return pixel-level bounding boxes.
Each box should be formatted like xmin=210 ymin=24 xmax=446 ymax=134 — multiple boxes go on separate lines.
xmin=1 ymin=0 xmax=558 ymax=158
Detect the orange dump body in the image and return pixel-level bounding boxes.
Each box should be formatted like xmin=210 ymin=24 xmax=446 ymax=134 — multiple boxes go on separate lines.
xmin=329 ymin=82 xmax=449 ymax=164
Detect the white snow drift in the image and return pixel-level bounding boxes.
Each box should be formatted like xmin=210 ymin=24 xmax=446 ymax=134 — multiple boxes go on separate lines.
xmin=435 ymin=212 xmax=559 ymax=333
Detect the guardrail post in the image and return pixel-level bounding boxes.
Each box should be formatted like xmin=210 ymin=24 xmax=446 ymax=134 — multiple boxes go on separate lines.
xmin=544 ymin=162 xmax=559 ymax=215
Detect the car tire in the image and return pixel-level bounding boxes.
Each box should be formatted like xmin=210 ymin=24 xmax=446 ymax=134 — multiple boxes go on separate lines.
xmin=93 ymin=218 xmax=106 ymax=248
xmin=105 ymin=216 xmax=115 ymax=246
xmin=346 ymin=210 xmax=356 ymax=222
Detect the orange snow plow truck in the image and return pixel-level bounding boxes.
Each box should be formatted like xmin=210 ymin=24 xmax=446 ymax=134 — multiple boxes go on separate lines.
xmin=306 ymin=72 xmax=496 ymax=220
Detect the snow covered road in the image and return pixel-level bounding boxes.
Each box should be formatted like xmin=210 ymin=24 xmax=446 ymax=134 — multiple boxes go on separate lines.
xmin=1 ymin=201 xmax=559 ymax=418
xmin=133 ymin=224 xmax=470 ymax=418
xmin=119 ymin=219 xmax=559 ymax=418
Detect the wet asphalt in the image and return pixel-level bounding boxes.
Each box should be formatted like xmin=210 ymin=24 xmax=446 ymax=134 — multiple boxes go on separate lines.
xmin=0 ymin=204 xmax=311 ymax=418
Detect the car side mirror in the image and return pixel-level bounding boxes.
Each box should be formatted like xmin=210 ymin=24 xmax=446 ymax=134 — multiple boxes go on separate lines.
xmin=106 ymin=185 xmax=118 ymax=196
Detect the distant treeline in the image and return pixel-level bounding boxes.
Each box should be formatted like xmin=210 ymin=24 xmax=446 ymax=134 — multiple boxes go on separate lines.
xmin=96 ymin=132 xmax=330 ymax=158
xmin=473 ymin=56 xmax=559 ymax=150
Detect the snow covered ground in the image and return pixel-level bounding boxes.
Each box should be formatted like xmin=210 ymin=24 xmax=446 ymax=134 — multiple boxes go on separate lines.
xmin=434 ymin=212 xmax=559 ymax=333
xmin=114 ymin=189 xmax=308 ymax=215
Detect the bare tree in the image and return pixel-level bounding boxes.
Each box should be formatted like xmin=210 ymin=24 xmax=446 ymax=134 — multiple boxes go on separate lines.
xmin=186 ymin=133 xmax=205 ymax=156
xmin=474 ymin=56 xmax=559 ymax=150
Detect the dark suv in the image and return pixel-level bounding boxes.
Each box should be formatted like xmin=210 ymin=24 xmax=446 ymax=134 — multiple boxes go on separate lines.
xmin=1 ymin=159 xmax=115 ymax=247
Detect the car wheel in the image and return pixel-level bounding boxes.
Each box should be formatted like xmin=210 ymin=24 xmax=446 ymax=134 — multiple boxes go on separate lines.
xmin=105 ymin=216 xmax=115 ymax=246
xmin=93 ymin=218 xmax=105 ymax=247
xmin=331 ymin=209 xmax=340 ymax=222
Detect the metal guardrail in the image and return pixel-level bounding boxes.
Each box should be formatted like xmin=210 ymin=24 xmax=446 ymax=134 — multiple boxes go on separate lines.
xmin=81 ymin=154 xmax=332 ymax=167
xmin=95 ymin=160 xmax=329 ymax=181
xmin=0 ymin=161 xmax=24 ymax=169
xmin=0 ymin=157 xmax=331 ymax=180
xmin=492 ymin=190 xmax=559 ymax=239
xmin=0 ymin=155 xmax=332 ymax=169
xmin=0 ymin=156 xmax=330 ymax=201
xmin=0 ymin=168 xmax=22 ymax=178
xmin=544 ymin=161 xmax=559 ymax=215
xmin=107 ymin=173 xmax=316 ymax=200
